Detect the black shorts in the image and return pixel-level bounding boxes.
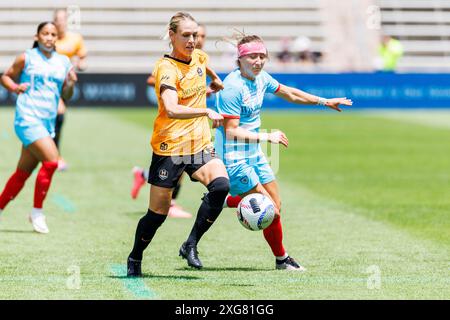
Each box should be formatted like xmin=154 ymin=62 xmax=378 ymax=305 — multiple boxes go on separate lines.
xmin=148 ymin=147 xmax=215 ymax=188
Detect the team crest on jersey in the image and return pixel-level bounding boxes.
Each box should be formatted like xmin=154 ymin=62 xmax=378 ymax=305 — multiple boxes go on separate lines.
xmin=159 ymin=169 xmax=169 ymax=181
xmin=197 ymin=67 xmax=203 ymax=76
xmin=240 ymin=176 xmax=249 ymax=184
xmin=160 ymin=142 xmax=168 ymax=151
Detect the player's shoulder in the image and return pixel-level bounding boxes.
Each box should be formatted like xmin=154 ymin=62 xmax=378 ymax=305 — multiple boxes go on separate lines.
xmin=54 ymin=51 xmax=71 ymax=64
xmin=223 ymin=69 xmax=245 ymax=88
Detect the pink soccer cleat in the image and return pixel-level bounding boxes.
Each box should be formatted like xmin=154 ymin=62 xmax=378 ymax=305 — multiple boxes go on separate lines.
xmin=131 ymin=167 xmax=146 ymax=200
xmin=168 ymin=201 xmax=192 ymax=218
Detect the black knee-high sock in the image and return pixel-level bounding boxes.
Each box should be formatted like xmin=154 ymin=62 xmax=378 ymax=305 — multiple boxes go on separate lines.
xmin=172 ymin=180 xmax=181 ymax=200
xmin=53 ymin=113 xmax=65 ymax=150
xmin=129 ymin=209 xmax=167 ymax=260
xmin=186 ymin=177 xmax=230 ymax=246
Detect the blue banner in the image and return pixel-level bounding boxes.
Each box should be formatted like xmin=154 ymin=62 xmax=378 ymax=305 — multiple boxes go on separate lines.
xmin=209 ymin=73 xmax=450 ymax=109
xmin=1 ymin=72 xmax=449 ymax=108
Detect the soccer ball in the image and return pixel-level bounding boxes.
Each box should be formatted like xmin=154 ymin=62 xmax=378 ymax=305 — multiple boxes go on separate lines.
xmin=237 ymin=193 xmax=276 ymax=231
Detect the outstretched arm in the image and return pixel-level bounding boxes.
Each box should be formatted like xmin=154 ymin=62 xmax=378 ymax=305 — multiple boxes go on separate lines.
xmin=275 ymin=84 xmax=352 ymax=112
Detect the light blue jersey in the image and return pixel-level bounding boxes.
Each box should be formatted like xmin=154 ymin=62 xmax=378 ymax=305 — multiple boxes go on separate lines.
xmin=14 ymin=48 xmax=72 ymax=146
xmin=214 ymin=69 xmax=280 ymax=195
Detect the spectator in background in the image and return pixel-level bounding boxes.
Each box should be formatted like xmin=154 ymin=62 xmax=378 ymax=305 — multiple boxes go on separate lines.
xmin=292 ymin=36 xmax=322 ymax=66
xmin=377 ymin=35 xmax=403 ymax=71
xmin=53 ymin=8 xmax=88 ymax=171
xmin=276 ymin=37 xmax=293 ymax=64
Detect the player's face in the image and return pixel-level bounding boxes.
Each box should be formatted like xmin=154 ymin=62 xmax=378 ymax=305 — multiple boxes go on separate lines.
xmin=54 ymin=11 xmax=67 ymax=33
xmin=196 ymin=26 xmax=206 ymax=50
xmin=170 ymin=19 xmax=198 ymax=59
xmin=239 ymin=50 xmax=267 ymax=78
xmin=35 ymin=24 xmax=58 ymax=51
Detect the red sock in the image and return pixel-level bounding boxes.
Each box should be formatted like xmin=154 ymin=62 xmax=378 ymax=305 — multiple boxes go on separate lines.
xmin=0 ymin=169 xmax=31 ymax=210
xmin=33 ymin=161 xmax=58 ymax=209
xmin=263 ymin=215 xmax=286 ymax=257
xmin=226 ymin=195 xmax=242 ymax=208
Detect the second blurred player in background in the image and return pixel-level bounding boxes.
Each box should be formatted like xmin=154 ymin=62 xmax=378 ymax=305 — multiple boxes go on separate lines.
xmin=53 ymin=8 xmax=88 ymax=171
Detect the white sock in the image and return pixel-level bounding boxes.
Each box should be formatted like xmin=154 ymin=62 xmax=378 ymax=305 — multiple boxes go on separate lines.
xmin=31 ymin=208 xmax=44 ymax=218
xmin=276 ymin=253 xmax=289 ymax=261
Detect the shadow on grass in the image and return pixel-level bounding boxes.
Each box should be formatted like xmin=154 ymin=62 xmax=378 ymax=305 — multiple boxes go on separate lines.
xmin=0 ymin=229 xmax=35 ymax=234
xmin=108 ymin=274 xmax=201 ymax=280
xmin=176 ymin=266 xmax=272 ymax=272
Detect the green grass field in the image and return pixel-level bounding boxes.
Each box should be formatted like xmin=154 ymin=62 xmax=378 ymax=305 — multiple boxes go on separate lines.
xmin=0 ymin=107 xmax=449 ymax=299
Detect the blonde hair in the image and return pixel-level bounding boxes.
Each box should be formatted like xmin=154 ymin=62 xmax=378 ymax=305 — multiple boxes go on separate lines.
xmin=162 ymin=12 xmax=197 ymax=41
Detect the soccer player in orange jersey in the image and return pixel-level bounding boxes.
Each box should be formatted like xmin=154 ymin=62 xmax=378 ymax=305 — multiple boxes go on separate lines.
xmin=53 ymin=8 xmax=88 ymax=171
xmin=127 ymin=13 xmax=229 ymax=276
xmin=131 ymin=24 xmax=209 ymax=218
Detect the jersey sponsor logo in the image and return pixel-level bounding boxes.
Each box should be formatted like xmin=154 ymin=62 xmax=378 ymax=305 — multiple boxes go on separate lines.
xmin=161 ymin=75 xmax=170 ymax=81
xmin=160 ymin=142 xmax=168 ymax=151
xmin=158 ymin=169 xmax=169 ymax=181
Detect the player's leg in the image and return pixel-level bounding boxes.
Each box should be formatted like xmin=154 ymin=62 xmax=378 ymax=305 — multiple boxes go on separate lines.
xmin=180 ymin=155 xmax=229 ymax=269
xmin=168 ymin=174 xmax=192 ymax=218
xmin=127 ymin=153 xmax=183 ymax=276
xmin=131 ymin=166 xmax=147 ymax=199
xmin=26 ymin=136 xmax=59 ymax=234
xmin=0 ymin=146 xmax=38 ymax=213
xmin=261 ymin=179 xmax=305 ymax=271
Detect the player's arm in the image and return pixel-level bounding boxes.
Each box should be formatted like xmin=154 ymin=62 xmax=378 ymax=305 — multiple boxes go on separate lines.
xmin=206 ymin=65 xmax=223 ymax=93
xmin=61 ymin=68 xmax=78 ymax=100
xmin=0 ymin=53 xmax=29 ymax=94
xmin=275 ymin=84 xmax=352 ymax=112
xmin=161 ymin=88 xmax=223 ymax=128
xmin=147 ymin=75 xmax=156 ymax=87
xmin=223 ymin=118 xmax=288 ymax=147
xmin=75 ymin=35 xmax=88 ymax=71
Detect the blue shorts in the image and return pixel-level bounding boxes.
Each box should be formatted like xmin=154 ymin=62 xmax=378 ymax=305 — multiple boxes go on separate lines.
xmin=226 ymin=154 xmax=275 ymax=196
xmin=15 ymin=123 xmax=54 ymax=147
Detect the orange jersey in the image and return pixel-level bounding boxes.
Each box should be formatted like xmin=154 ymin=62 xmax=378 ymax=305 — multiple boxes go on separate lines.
xmin=55 ymin=32 xmax=87 ymax=58
xmin=151 ymin=49 xmax=211 ymax=156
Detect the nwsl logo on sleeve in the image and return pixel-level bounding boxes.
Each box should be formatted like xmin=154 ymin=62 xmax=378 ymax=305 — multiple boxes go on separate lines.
xmin=197 ymin=67 xmax=203 ymax=76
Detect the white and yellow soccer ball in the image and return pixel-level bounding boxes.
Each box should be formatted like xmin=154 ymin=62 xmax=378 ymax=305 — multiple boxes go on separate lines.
xmin=237 ymin=193 xmax=275 ymax=231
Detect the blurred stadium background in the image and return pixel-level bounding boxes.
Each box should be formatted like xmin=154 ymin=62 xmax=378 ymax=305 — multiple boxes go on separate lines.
xmin=1 ymin=0 xmax=450 ymax=107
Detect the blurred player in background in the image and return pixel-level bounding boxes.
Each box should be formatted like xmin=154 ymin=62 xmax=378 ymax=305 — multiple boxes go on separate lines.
xmin=127 ymin=12 xmax=229 ymax=276
xmin=53 ymin=8 xmax=88 ymax=171
xmin=131 ymin=23 xmax=208 ymax=218
xmin=215 ymin=35 xmax=352 ymax=270
xmin=0 ymin=22 xmax=76 ymax=233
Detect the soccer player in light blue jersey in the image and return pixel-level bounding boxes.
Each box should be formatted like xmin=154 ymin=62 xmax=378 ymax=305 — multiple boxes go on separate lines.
xmin=0 ymin=22 xmax=77 ymax=234
xmin=215 ymin=35 xmax=352 ymax=271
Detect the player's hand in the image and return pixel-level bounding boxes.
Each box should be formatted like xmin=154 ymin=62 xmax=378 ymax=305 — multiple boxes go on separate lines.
xmin=206 ymin=87 xmax=214 ymax=98
xmin=268 ymin=130 xmax=289 ymax=147
xmin=209 ymin=78 xmax=224 ymax=93
xmin=67 ymin=69 xmax=78 ymax=84
xmin=325 ymin=97 xmax=353 ymax=112
xmin=14 ymin=83 xmax=30 ymax=94
xmin=206 ymin=109 xmax=224 ymax=128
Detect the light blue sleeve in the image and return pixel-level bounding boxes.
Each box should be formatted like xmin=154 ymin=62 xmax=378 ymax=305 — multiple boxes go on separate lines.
xmin=262 ymin=71 xmax=280 ymax=94
xmin=216 ymin=83 xmax=242 ymax=117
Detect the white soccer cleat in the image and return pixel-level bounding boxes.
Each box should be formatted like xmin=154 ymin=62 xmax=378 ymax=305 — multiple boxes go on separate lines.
xmin=29 ymin=209 xmax=49 ymax=234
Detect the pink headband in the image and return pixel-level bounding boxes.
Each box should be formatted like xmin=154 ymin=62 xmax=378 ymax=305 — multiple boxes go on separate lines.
xmin=237 ymin=42 xmax=267 ymax=58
